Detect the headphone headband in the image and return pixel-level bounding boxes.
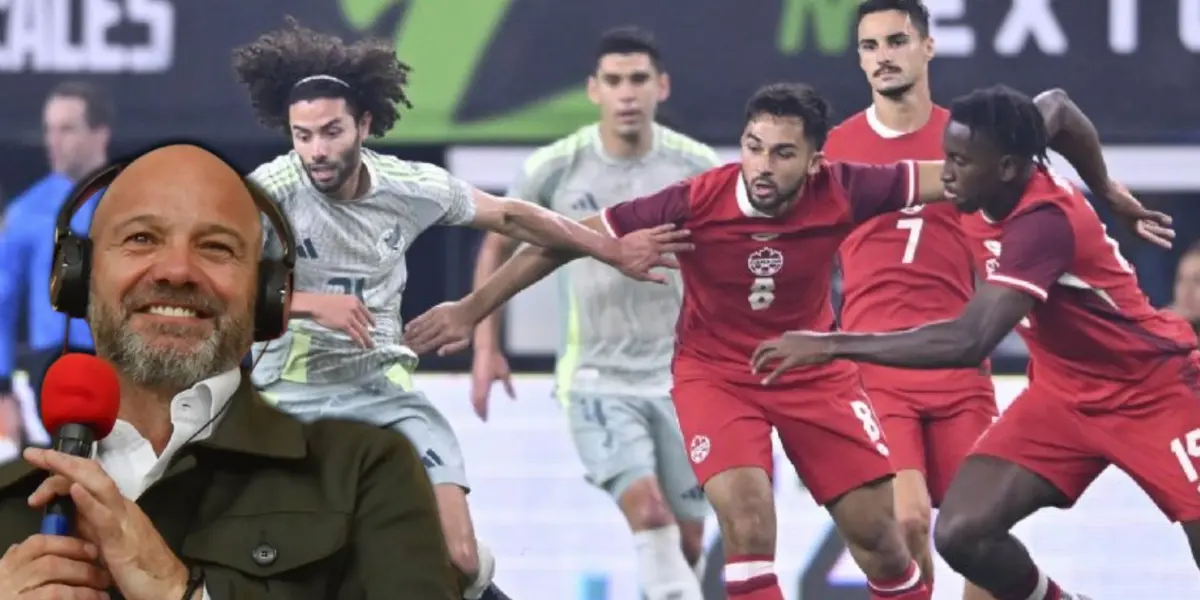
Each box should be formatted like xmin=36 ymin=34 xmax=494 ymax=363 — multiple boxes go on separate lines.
xmin=54 ymin=163 xmax=297 ymax=269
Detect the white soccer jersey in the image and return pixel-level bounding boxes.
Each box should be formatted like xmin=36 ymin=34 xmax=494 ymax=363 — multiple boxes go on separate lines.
xmin=249 ymin=148 xmax=475 ymax=384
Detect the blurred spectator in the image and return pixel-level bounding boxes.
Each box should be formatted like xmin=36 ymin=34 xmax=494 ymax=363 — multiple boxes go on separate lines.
xmin=1169 ymin=241 xmax=1200 ymax=335
xmin=0 ymin=395 xmax=22 ymax=464
xmin=0 ymin=81 xmax=112 ymax=403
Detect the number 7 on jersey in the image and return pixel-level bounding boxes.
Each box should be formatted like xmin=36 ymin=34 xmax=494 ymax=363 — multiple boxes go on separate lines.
xmin=896 ymin=217 xmax=924 ymax=264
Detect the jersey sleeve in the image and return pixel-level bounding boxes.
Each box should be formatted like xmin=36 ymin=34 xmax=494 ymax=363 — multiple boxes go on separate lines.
xmin=413 ymin=163 xmax=476 ymax=227
xmin=988 ymin=204 xmax=1075 ymax=301
xmin=832 ymin=161 xmax=918 ymax=223
xmin=601 ymin=180 xmax=692 ymax=237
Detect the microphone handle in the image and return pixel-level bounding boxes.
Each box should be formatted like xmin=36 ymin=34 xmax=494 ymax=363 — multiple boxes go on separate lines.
xmin=40 ymin=423 xmax=96 ymax=536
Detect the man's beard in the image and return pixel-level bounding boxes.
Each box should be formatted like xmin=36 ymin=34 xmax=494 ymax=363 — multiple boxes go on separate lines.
xmin=876 ymin=81 xmax=915 ymax=100
xmin=89 ymin=282 xmax=253 ymax=392
xmin=305 ymin=141 xmax=361 ymax=194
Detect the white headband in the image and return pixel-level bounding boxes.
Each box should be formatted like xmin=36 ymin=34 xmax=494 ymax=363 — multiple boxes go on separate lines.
xmin=292 ymin=75 xmax=350 ymax=89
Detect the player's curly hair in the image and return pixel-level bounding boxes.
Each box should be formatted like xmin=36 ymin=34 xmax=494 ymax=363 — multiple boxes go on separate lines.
xmin=231 ymin=16 xmax=412 ymax=137
xmin=744 ymin=83 xmax=832 ymax=150
xmin=949 ymin=85 xmax=1049 ymax=165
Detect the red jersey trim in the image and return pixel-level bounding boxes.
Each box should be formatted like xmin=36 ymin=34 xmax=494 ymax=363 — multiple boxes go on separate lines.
xmin=903 ymin=160 xmax=918 ymax=208
xmin=987 ymin=274 xmax=1049 ymax=301
xmin=599 ymin=206 xmax=620 ymax=237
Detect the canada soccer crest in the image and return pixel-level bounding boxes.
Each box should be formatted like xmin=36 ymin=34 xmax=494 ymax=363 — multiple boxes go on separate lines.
xmin=747 ymin=247 xmax=783 ymax=277
xmin=689 ymin=435 xmax=711 ymax=464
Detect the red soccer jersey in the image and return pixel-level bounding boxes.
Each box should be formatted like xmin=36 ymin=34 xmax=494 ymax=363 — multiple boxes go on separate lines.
xmin=960 ymin=167 xmax=1199 ymax=407
xmin=602 ymin=161 xmax=920 ymax=386
xmin=826 ymin=106 xmax=990 ymax=392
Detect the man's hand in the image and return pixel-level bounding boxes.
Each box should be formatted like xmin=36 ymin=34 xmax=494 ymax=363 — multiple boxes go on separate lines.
xmin=750 ymin=332 xmax=837 ymax=385
xmin=307 ymin=294 xmax=376 ymax=348
xmin=470 ymin=349 xmax=515 ymax=422
xmin=23 ymin=448 xmax=191 ymax=600
xmin=611 ymin=224 xmax=693 ymax=284
xmin=1098 ymin=180 xmax=1174 ymax=248
xmin=404 ymin=300 xmax=478 ymax=356
xmin=0 ymin=535 xmax=111 ymax=599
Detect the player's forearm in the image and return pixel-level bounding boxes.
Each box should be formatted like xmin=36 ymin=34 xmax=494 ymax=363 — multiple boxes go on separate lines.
xmin=464 ymin=244 xmax=578 ymax=327
xmin=471 ymin=233 xmax=520 ymax=351
xmin=490 ymin=199 xmax=621 ymax=265
xmin=829 ymin=320 xmax=991 ymax=369
xmin=289 ymin=292 xmax=324 ymax=318
xmin=1035 ymin=88 xmax=1109 ymax=193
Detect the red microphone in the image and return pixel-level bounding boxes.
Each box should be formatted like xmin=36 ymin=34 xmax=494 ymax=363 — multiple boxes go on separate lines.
xmin=38 ymin=353 xmax=121 ymax=536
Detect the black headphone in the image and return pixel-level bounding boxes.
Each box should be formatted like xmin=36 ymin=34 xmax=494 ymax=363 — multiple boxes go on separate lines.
xmin=49 ymin=163 xmax=298 ymax=342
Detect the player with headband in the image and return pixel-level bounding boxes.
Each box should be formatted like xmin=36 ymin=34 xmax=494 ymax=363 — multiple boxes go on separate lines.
xmin=231 ymin=19 xmax=688 ymax=600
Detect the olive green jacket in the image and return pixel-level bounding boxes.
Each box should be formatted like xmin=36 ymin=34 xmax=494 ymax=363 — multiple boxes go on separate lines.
xmin=0 ymin=375 xmax=460 ymax=599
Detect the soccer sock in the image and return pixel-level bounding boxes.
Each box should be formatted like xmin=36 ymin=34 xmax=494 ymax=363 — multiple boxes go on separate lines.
xmin=995 ymin=567 xmax=1064 ymax=600
xmin=461 ymin=541 xmax=496 ymax=600
xmin=724 ymin=555 xmax=785 ymax=600
xmin=867 ymin=560 xmax=931 ymax=599
xmin=632 ymin=525 xmax=704 ymax=600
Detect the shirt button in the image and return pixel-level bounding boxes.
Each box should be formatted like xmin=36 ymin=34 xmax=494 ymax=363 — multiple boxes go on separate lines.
xmin=251 ymin=543 xmax=277 ymax=566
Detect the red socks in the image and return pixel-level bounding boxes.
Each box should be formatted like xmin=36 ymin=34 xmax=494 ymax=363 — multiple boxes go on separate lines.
xmin=868 ymin=561 xmax=931 ymax=599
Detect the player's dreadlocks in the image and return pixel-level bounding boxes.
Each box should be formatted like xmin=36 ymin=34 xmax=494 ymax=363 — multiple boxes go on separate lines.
xmin=949 ymin=85 xmax=1050 ymax=165
xmin=231 ymin=16 xmax=412 ymax=137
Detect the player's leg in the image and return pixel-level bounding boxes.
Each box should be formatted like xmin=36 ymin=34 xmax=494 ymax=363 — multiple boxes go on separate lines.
xmin=379 ymin=384 xmax=504 ymax=600
xmin=566 ymin=392 xmax=701 ymax=600
xmin=870 ymin=390 xmax=935 ymax=586
xmin=672 ymin=377 xmax=781 ymax=600
xmin=922 ymin=402 xmax=1001 ymax=600
xmin=648 ymin=394 xmax=709 ymax=574
xmin=934 ymin=389 xmax=1103 ymax=600
xmin=1081 ymin=365 xmax=1200 ymax=573
xmin=774 ymin=384 xmax=928 ymax=599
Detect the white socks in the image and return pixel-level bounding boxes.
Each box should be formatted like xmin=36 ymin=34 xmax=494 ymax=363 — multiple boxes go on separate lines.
xmin=462 ymin=541 xmax=495 ymax=600
xmin=632 ymin=525 xmax=704 ymax=600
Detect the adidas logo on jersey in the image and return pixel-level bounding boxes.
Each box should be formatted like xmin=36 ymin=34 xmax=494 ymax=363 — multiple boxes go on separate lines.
xmin=571 ymin=193 xmax=599 ymax=213
xmin=296 ymin=238 xmax=319 ymax=259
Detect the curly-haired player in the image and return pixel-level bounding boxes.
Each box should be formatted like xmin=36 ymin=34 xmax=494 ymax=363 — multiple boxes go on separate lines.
xmin=232 ymin=18 xmax=689 ymax=600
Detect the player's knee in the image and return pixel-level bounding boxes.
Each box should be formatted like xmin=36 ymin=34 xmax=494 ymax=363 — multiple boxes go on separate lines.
xmin=932 ymin=507 xmax=991 ymax=569
xmin=619 ymin=476 xmax=677 ymax=531
xmin=896 ymin=507 xmax=932 ymax=556
xmin=846 ymin=522 xmax=913 ymax=580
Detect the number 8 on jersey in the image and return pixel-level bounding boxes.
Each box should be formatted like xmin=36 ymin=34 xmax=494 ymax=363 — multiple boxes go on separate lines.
xmin=748 ymin=247 xmax=785 ymax=310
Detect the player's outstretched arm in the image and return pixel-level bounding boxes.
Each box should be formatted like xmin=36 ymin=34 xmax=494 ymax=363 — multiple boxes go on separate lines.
xmin=468 ymin=189 xmax=683 ymax=283
xmin=405 ymin=215 xmax=689 ymax=356
xmin=753 ymin=204 xmax=1073 ymax=383
xmin=752 ymin=285 xmax=1032 ymax=383
xmin=1035 ymin=88 xmax=1175 ymax=248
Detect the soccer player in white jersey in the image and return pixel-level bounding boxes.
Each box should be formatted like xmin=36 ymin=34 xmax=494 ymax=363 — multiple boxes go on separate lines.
xmin=470 ymin=27 xmax=718 ymax=600
xmin=231 ymin=20 xmax=690 ymax=600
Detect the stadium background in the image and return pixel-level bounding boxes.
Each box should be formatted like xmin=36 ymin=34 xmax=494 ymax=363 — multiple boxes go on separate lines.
xmin=1 ymin=0 xmax=1198 ymax=597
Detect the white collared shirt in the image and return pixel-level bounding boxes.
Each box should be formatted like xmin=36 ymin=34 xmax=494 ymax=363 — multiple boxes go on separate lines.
xmin=96 ymin=368 xmax=241 ymax=600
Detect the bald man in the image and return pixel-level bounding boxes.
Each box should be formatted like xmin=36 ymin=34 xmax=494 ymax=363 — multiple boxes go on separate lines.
xmin=0 ymin=144 xmax=461 ymax=600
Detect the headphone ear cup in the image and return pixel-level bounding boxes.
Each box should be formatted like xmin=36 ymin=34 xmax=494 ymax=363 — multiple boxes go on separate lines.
xmin=254 ymin=260 xmax=291 ymax=342
xmin=50 ymin=236 xmax=92 ymax=320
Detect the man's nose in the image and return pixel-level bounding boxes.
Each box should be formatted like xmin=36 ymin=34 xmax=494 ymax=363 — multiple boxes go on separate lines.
xmin=146 ymin=241 xmax=198 ymax=286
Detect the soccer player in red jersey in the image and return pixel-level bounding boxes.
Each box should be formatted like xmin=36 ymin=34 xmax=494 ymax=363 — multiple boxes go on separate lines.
xmin=752 ymin=85 xmax=1184 ymax=600
xmin=404 ymin=83 xmax=1119 ymax=600
xmin=824 ymin=3 xmax=997 ymax=596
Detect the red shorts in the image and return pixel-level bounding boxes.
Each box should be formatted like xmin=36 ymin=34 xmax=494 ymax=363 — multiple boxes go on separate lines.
xmin=672 ymin=370 xmax=894 ymax=505
xmin=869 ymin=386 xmax=998 ymax=506
xmin=973 ymin=370 xmax=1200 ymax=522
